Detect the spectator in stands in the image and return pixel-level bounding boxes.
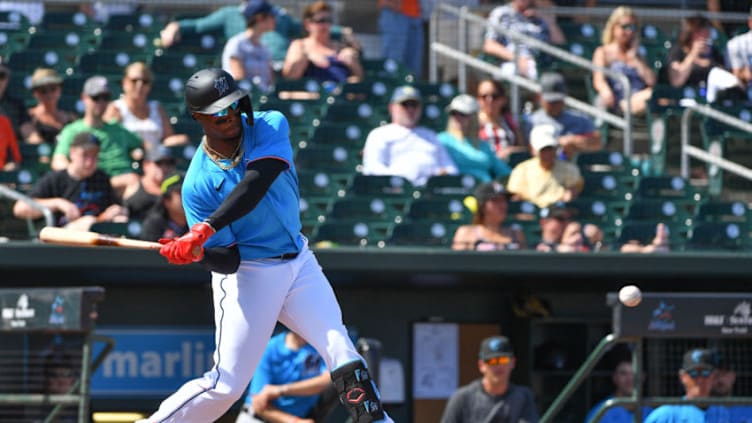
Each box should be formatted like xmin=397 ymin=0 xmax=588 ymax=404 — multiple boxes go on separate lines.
xmin=378 ymin=0 xmax=423 ymax=77
xmin=668 ymin=15 xmax=725 ymax=91
xmin=159 ymin=2 xmax=300 ymax=67
xmin=645 ymin=348 xmax=730 ymax=423
xmin=438 ymin=94 xmax=511 ymax=183
xmin=507 ymin=124 xmax=583 ymax=208
xmin=535 ymin=202 xmax=572 ymax=252
xmin=282 ymin=1 xmax=363 ymax=85
xmin=528 ymin=72 xmax=601 ymax=160
xmin=0 ymin=1 xmax=44 ymax=25
xmin=13 ymin=132 xmax=127 ymax=231
xmin=0 ymin=112 xmax=21 ymax=171
xmin=556 ymin=221 xmax=591 ymax=252
xmin=140 ymin=171 xmax=188 ymax=242
xmin=104 ymin=62 xmax=188 ymax=152
xmin=235 ymin=330 xmax=338 ymax=423
xmin=26 ymin=68 xmax=77 ymax=145
xmin=52 ymin=75 xmax=143 ymax=196
xmin=725 ymin=9 xmax=752 ymax=88
xmin=619 ymin=222 xmax=670 ymax=253
xmin=0 ymin=59 xmax=36 ymax=141
xmin=440 ymin=335 xmax=538 ymax=423
xmin=123 ymin=145 xmax=176 ymax=222
xmin=585 ymin=358 xmax=654 ymax=423
xmin=591 ymin=6 xmax=656 ymax=116
xmin=710 ymin=349 xmax=752 ymax=421
xmin=452 ymin=182 xmax=526 ymax=251
xmin=476 ymin=78 xmax=526 ymax=161
xmin=362 ymin=85 xmax=458 ymax=186
xmin=222 ymin=1 xmax=276 ymax=93
xmin=483 ymin=0 xmax=565 ymax=80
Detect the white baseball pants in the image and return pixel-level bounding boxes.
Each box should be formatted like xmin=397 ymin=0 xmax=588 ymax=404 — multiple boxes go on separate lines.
xmin=140 ymin=244 xmax=391 ymax=423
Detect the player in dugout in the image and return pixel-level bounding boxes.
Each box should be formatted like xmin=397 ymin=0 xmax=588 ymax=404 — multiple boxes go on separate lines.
xmin=137 ymin=68 xmax=393 ymax=423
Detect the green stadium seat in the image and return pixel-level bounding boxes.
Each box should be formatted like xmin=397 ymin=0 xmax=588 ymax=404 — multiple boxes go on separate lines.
xmin=310 ymin=121 xmax=366 ymax=148
xmin=559 ymin=21 xmax=600 ymax=44
xmin=40 ymin=11 xmax=97 ymax=32
xmin=329 ymin=196 xmax=405 ymax=224
xmin=507 ymin=151 xmax=532 ymax=168
xmin=89 ymin=221 xmax=142 ymax=238
xmin=686 ymin=222 xmax=747 ymax=251
xmin=273 ymin=78 xmax=326 ymax=99
xmin=167 ymin=30 xmax=225 ymax=55
xmin=579 ymin=172 xmax=633 ymax=214
xmin=388 ymin=221 xmax=457 ymax=247
xmin=407 ymin=196 xmax=470 ymax=223
xmin=150 ymin=50 xmax=216 ymax=75
xmin=361 ymin=58 xmax=413 ymax=83
xmin=0 ymin=168 xmax=39 ymax=193
xmin=565 ymin=198 xmax=621 ymax=227
xmin=409 ymin=81 xmax=457 ymax=104
xmin=624 ymin=199 xmax=694 ymax=227
xmin=7 ymin=49 xmax=77 ymax=75
xmin=339 ymin=80 xmax=393 ymax=105
xmin=640 ymin=24 xmax=670 ymax=48
xmin=0 ymin=10 xmax=31 ymax=32
xmin=349 ymin=174 xmax=418 ymax=200
xmin=635 ymin=176 xmax=703 ymax=211
xmin=695 ymin=201 xmax=752 ymax=226
xmin=299 ymin=195 xmax=332 ymax=225
xmin=422 ymin=174 xmax=477 ymax=198
xmin=507 ymin=200 xmax=539 ymax=223
xmin=295 ymin=145 xmax=360 ymax=175
xmin=418 ymin=102 xmax=447 ymax=132
xmin=322 ymin=99 xmax=387 ymax=128
xmin=98 ymin=31 xmax=156 ymax=55
xmin=103 ymin=12 xmax=158 ymax=33
xmin=78 ymin=51 xmax=149 ymax=75
xmin=298 ymin=169 xmax=350 ymax=199
xmin=312 ymin=220 xmax=389 ymax=247
xmin=27 ymin=30 xmax=97 ymax=54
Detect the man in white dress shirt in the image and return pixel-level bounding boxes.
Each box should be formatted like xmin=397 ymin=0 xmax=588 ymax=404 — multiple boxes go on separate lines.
xmin=362 ymin=85 xmax=458 ymax=186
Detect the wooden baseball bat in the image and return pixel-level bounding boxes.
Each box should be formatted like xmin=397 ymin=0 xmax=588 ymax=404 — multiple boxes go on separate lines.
xmin=39 ymin=226 xmax=161 ymax=250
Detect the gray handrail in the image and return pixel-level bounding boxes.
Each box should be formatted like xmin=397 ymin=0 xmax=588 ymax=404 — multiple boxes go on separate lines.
xmin=680 ymin=103 xmax=752 ymax=182
xmin=0 ymin=184 xmax=54 ymax=229
xmin=431 ymin=3 xmax=633 ymax=155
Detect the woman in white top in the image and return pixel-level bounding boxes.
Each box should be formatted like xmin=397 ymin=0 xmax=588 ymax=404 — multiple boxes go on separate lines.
xmin=104 ymin=62 xmax=188 ymax=151
xmin=221 ymin=0 xmax=276 ymax=93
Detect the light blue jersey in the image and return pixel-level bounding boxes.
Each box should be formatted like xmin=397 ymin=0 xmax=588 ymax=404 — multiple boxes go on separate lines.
xmin=246 ymin=331 xmax=327 ymax=418
xmin=584 ymin=396 xmax=653 ymax=423
xmin=182 ymin=110 xmax=304 ymax=259
xmin=645 ymin=404 xmax=732 ymax=423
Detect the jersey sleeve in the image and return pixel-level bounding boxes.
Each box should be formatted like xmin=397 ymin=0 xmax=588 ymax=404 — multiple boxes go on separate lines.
xmin=182 ymin=170 xmax=237 ymax=248
xmin=247 ymin=111 xmax=293 ymax=168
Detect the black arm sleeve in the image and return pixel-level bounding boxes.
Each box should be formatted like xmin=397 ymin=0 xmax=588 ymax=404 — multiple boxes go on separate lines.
xmin=201 ymin=246 xmax=241 ymax=274
xmin=203 ymin=158 xmax=288 ymax=231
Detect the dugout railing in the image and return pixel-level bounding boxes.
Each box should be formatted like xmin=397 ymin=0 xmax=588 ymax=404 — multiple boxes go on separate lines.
xmin=0 ymin=287 xmax=114 ymax=423
xmin=540 ymin=292 xmax=752 ymax=423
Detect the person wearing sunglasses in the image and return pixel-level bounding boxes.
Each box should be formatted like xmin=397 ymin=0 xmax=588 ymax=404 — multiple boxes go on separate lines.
xmin=476 ymin=78 xmax=526 ymax=162
xmin=139 ymin=68 xmax=393 ymax=423
xmin=441 ymin=335 xmax=538 ymax=423
xmin=709 ymin=349 xmax=752 ymax=423
xmin=26 ymin=67 xmax=76 ymax=145
xmin=52 ymin=76 xmax=143 ymax=197
xmin=645 ymin=348 xmax=732 ymax=423
xmin=104 ymin=62 xmax=189 ymax=153
xmin=282 ymin=1 xmax=363 ymax=86
xmin=591 ymin=6 xmax=656 ymax=116
xmin=362 ymin=85 xmax=458 ymax=186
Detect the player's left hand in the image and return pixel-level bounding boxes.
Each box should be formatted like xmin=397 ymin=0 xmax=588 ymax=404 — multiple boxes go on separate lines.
xmin=159 ymin=222 xmax=215 ymax=264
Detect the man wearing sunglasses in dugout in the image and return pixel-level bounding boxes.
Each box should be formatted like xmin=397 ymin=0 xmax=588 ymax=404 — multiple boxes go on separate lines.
xmin=645 ymin=348 xmax=733 ymax=423
xmin=441 ymin=335 xmax=538 ymax=423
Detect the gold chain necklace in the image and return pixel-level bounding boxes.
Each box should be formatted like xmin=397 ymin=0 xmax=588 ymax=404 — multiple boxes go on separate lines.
xmin=202 ymin=138 xmax=244 ymax=170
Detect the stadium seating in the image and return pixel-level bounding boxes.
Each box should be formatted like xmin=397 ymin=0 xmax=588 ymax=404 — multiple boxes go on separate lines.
xmin=388 ymin=221 xmax=458 ymax=247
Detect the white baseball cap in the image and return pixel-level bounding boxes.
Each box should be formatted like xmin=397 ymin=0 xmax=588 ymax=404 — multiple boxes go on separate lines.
xmin=530 ymin=124 xmax=559 ymax=152
xmin=445 ymin=94 xmax=479 ymax=115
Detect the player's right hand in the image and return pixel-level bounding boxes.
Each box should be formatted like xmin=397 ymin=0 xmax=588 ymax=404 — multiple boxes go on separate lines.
xmin=158 ymin=222 xmax=215 ymax=264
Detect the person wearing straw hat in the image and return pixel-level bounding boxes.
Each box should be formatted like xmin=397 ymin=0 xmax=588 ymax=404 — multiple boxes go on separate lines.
xmin=27 ymin=67 xmax=77 ymax=145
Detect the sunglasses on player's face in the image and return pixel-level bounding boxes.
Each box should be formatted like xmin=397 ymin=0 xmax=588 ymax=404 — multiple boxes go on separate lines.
xmin=211 ymin=100 xmax=240 ymax=118
xmin=484 ymin=356 xmax=512 ymax=366
xmin=686 ymin=368 xmax=714 ymax=378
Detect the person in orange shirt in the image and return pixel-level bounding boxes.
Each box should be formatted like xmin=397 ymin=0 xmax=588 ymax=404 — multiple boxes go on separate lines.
xmin=377 ymin=0 xmax=423 ymax=76
xmin=0 ymin=113 xmax=21 ymax=170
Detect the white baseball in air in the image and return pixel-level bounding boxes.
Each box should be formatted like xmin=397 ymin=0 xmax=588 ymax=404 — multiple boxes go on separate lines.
xmin=618 ymin=285 xmax=642 ymax=307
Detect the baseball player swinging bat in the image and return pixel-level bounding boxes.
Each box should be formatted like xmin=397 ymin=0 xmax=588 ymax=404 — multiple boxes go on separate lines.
xmin=39 ymin=226 xmax=161 ymax=250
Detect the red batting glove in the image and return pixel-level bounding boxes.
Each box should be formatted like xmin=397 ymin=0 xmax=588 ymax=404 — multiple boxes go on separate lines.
xmin=158 ymin=222 xmax=216 ymax=264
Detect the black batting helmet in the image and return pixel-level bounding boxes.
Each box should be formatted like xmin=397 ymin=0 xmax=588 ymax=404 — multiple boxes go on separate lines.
xmin=184 ymin=68 xmax=253 ymax=120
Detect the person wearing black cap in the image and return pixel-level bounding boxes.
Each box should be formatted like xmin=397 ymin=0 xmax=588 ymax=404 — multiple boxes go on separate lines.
xmin=12 ymin=132 xmax=127 ymax=231
xmin=441 ymin=335 xmax=538 ymax=423
xmin=221 ymin=0 xmax=276 ymax=93
xmin=140 ymin=171 xmax=188 ymax=242
xmin=645 ymin=348 xmax=731 ymax=423
xmin=124 ymin=146 xmax=178 ymax=222
xmin=452 ymin=182 xmax=525 ymax=251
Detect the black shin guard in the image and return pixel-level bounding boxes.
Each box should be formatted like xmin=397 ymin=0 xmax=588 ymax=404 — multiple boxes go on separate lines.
xmin=331 ymin=360 xmax=385 ymax=423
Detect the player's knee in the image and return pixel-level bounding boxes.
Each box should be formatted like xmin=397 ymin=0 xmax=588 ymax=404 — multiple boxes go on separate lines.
xmin=331 ymin=360 xmax=385 ymax=423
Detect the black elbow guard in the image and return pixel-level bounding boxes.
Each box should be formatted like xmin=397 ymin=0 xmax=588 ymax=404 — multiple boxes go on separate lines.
xmin=331 ymin=360 xmax=385 ymax=423
xmin=200 ymin=246 xmax=240 ymax=274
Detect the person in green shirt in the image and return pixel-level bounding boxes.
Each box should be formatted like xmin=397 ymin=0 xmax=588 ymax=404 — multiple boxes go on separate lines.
xmin=52 ymin=76 xmax=142 ymax=197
